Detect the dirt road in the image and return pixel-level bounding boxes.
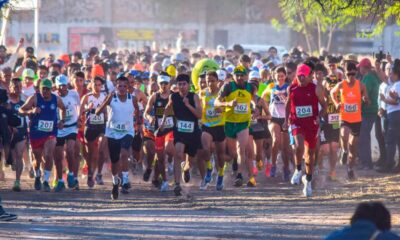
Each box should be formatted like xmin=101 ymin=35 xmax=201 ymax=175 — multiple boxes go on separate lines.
xmin=0 ymin=165 xmax=399 ymax=240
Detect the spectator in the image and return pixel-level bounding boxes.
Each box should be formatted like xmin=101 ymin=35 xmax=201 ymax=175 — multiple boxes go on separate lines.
xmin=0 ymin=38 xmax=23 ymax=72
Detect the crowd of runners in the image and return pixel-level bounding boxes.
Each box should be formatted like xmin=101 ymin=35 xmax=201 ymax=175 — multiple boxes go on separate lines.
xmin=0 ymin=38 xmax=399 ymax=214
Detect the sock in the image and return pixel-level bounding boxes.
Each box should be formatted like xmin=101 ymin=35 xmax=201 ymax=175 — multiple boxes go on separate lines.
xmin=112 ymin=175 xmax=119 ymax=185
xmin=218 ymin=167 xmax=224 ymax=177
xmin=306 ymin=174 xmax=312 ymax=182
xmin=297 ymin=165 xmax=302 ymax=171
xmin=206 ymin=160 xmax=212 ymax=170
xmin=122 ymin=171 xmax=129 ymax=184
xmin=43 ymin=170 xmax=51 ymax=182
xmin=35 ymin=169 xmax=41 ymax=178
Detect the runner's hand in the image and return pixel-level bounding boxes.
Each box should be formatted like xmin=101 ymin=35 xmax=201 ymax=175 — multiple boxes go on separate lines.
xmin=87 ymin=102 xmax=94 ymax=110
xmin=227 ymin=100 xmax=237 ymax=107
xmin=389 ymin=90 xmax=399 ymax=100
xmin=183 ymin=97 xmax=190 ymax=107
xmin=31 ymin=107 xmax=41 ymax=115
xmin=58 ymin=121 xmax=64 ymax=130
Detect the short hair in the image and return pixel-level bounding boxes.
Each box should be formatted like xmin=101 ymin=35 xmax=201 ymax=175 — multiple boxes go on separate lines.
xmin=93 ymin=76 xmax=105 ymax=84
xmin=314 ymin=63 xmax=327 ymax=73
xmin=38 ymin=65 xmax=49 ymax=72
xmin=206 ymin=71 xmax=218 ymax=80
xmin=239 ymin=54 xmax=251 ymax=63
xmin=351 ymin=202 xmax=391 ymax=231
xmin=74 ymin=71 xmax=85 ymax=79
xmin=275 ymin=66 xmax=287 ymax=75
xmin=176 ymin=74 xmax=190 ymax=83
xmin=285 ymin=61 xmax=298 ymax=72
xmin=233 ymin=44 xmax=244 ymax=54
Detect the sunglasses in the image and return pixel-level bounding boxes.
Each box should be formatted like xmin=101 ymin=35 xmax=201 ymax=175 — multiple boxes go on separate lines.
xmin=346 ymin=72 xmax=356 ymax=76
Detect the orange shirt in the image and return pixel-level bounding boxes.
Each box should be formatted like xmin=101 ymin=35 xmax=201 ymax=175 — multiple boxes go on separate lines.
xmin=340 ymin=80 xmax=362 ymax=123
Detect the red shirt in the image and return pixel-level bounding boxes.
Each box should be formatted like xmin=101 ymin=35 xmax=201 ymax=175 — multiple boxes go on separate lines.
xmin=289 ymin=82 xmax=319 ymax=127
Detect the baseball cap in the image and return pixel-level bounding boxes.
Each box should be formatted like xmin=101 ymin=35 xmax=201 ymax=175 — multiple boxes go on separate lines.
xmin=357 ymin=58 xmax=372 ymax=68
xmin=40 ymin=78 xmax=53 ymax=89
xmin=25 ymin=46 xmax=34 ymax=54
xmin=343 ymin=54 xmax=358 ymax=63
xmin=233 ymin=65 xmax=248 ymax=75
xmin=171 ymin=53 xmax=185 ymax=63
xmin=226 ymin=65 xmax=235 ymax=74
xmin=22 ymin=68 xmax=35 ymax=79
xmin=55 ymin=74 xmax=69 ymax=87
xmin=157 ymin=75 xmax=171 ymax=84
xmin=297 ymin=64 xmax=312 ymax=77
xmin=249 ymin=71 xmax=260 ymax=80
xmin=217 ymin=45 xmax=225 ymax=50
xmin=216 ymin=70 xmax=227 ymax=81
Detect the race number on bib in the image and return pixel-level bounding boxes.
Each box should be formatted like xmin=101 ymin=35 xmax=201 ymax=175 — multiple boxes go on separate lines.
xmin=89 ymin=114 xmax=104 ymax=124
xmin=38 ymin=120 xmax=54 ymax=132
xmin=206 ymin=108 xmax=219 ymax=119
xmin=158 ymin=117 xmax=174 ymax=129
xmin=110 ymin=122 xmax=127 ymax=132
xmin=177 ymin=120 xmax=194 ymax=133
xmin=234 ymin=103 xmax=248 ymax=114
xmin=295 ymin=106 xmax=312 ymax=118
xmin=328 ymin=114 xmax=339 ymax=124
xmin=344 ymin=104 xmax=358 ymax=113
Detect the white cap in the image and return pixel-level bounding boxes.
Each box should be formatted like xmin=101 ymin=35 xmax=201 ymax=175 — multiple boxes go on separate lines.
xmin=252 ymin=60 xmax=263 ymax=70
xmin=157 ymin=75 xmax=171 ymax=84
xmin=162 ymin=58 xmax=171 ymax=71
xmin=217 ymin=45 xmax=225 ymax=50
xmin=216 ymin=70 xmax=227 ymax=81
xmin=249 ymin=71 xmax=260 ymax=80
xmin=171 ymin=53 xmax=185 ymax=62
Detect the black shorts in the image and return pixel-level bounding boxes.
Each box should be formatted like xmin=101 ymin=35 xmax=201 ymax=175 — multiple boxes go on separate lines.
xmin=84 ymin=126 xmax=105 ymax=142
xmin=174 ymin=130 xmax=201 ymax=157
xmin=56 ymin=133 xmax=77 ymax=146
xmin=341 ymin=121 xmax=361 ymax=137
xmin=320 ymin=123 xmax=340 ymax=144
xmin=202 ymin=125 xmax=225 ymax=142
xmin=107 ymin=135 xmax=134 ymax=163
xmin=270 ymin=117 xmax=288 ymax=132
xmin=10 ymin=133 xmax=27 ymax=149
xmin=132 ymin=132 xmax=143 ymax=152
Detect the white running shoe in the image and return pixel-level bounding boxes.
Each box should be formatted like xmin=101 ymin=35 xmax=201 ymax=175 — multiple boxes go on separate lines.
xmin=302 ymin=175 xmax=312 ymax=197
xmin=291 ymin=169 xmax=303 ymax=185
xmin=199 ymin=179 xmax=208 ymax=190
xmin=160 ymin=181 xmax=169 ymax=192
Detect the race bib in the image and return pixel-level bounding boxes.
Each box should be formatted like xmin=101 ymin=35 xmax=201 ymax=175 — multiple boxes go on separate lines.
xmin=65 ymin=108 xmax=73 ymax=121
xmin=328 ymin=114 xmax=339 ymax=124
xmin=38 ymin=120 xmax=54 ymax=132
xmin=234 ymin=103 xmax=248 ymax=114
xmin=344 ymin=104 xmax=357 ymax=113
xmin=158 ymin=117 xmax=174 ymax=129
xmin=295 ymin=105 xmax=312 ymax=118
xmin=89 ymin=114 xmax=104 ymax=125
xmin=110 ymin=122 xmax=127 ymax=133
xmin=206 ymin=108 xmax=220 ymax=119
xmin=177 ymin=120 xmax=194 ymax=133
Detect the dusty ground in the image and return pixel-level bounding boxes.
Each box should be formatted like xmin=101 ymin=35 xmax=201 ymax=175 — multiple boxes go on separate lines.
xmin=0 ymin=163 xmax=399 ymax=240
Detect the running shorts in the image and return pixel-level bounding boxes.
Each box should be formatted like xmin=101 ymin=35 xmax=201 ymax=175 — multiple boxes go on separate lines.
xmin=56 ymin=133 xmax=77 ymax=146
xmin=10 ymin=133 xmax=27 ymax=148
xmin=270 ymin=117 xmax=288 ymax=133
xmin=132 ymin=132 xmax=143 ymax=152
xmin=107 ymin=135 xmax=134 ymax=163
xmin=174 ymin=130 xmax=201 ymax=157
xmin=320 ymin=123 xmax=339 ymax=144
xmin=143 ymin=128 xmax=155 ymax=141
xmin=202 ymin=125 xmax=225 ymax=142
xmin=340 ymin=121 xmax=361 ymax=137
xmin=84 ymin=126 xmax=105 ymax=143
xmin=291 ymin=122 xmax=319 ymax=149
xmin=224 ymin=121 xmax=249 ymax=139
xmin=155 ymin=131 xmax=174 ymax=151
xmin=30 ymin=135 xmax=56 ymax=150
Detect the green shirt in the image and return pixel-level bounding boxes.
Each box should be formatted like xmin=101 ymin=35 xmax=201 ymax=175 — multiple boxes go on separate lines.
xmin=361 ymin=72 xmax=380 ymax=117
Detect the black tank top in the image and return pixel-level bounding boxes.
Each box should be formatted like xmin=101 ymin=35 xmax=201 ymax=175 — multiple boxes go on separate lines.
xmin=154 ymin=92 xmax=173 ymax=135
xmin=171 ymin=92 xmax=199 ymax=133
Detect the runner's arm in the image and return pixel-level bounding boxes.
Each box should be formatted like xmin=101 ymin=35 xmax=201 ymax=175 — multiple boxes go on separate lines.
xmin=159 ymin=95 xmax=174 ymax=129
xmin=214 ymin=83 xmax=234 ymax=107
xmin=132 ymin=96 xmax=140 ymax=124
xmin=360 ymin=83 xmax=371 ymax=105
xmin=316 ymin=84 xmax=327 ymax=117
xmin=78 ymin=94 xmax=89 ymax=120
xmin=144 ymin=93 xmax=156 ymax=123
xmin=18 ymin=95 xmax=37 ymax=116
xmin=330 ymin=82 xmax=342 ymax=109
xmin=56 ymin=96 xmax=66 ymax=122
xmin=95 ymin=93 xmax=112 ymax=115
xmin=191 ymin=93 xmax=202 ymax=119
xmin=284 ymin=87 xmax=291 ymax=125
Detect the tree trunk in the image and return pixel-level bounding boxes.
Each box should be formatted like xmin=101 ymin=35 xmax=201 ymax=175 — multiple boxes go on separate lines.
xmin=326 ymin=23 xmax=337 ymax=52
xmin=298 ymin=7 xmax=313 ymax=53
xmin=316 ymin=18 xmax=322 ymax=54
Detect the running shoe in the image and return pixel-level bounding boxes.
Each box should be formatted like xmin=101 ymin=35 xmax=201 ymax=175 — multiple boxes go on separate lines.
xmin=82 ymin=163 xmax=88 ymax=176
xmin=143 ymin=169 xmax=152 ymax=182
xmin=43 ymin=181 xmax=51 ymax=192
xmin=216 ymin=176 xmax=224 ymax=191
xmin=283 ymin=168 xmax=291 ymax=182
xmin=54 ymin=181 xmax=66 ymax=192
xmin=111 ymin=180 xmax=120 ymax=200
xmin=174 ymin=183 xmax=182 ymax=196
xmin=340 ymin=151 xmax=348 ymax=165
xmin=121 ymin=183 xmax=129 ymax=194
xmin=264 ymin=162 xmax=272 ymax=177
xmin=302 ymin=175 xmax=312 ymax=197
xmin=29 ymin=167 xmax=35 ymax=179
xmin=247 ymin=176 xmax=256 ymax=187
xmin=234 ymin=174 xmax=243 ymax=187
xmin=270 ymin=165 xmax=277 ymax=178
xmin=256 ymin=160 xmax=264 ymax=171
xmin=87 ymin=177 xmax=95 ymax=188
xmin=0 ymin=211 xmax=17 ymax=222
xmin=160 ymin=181 xmax=169 ymax=192
xmin=181 ymin=162 xmax=191 ymax=183
xmin=327 ymin=171 xmax=337 ymax=182
xmin=347 ymin=170 xmax=355 ymax=180
xmin=152 ymin=179 xmax=161 ymax=189
xmin=167 ymin=162 xmax=174 ymax=176
xmin=199 ymin=179 xmax=208 ymax=190
xmin=291 ymin=169 xmax=303 ymax=185
xmin=52 ymin=179 xmax=58 ymax=188
xmin=67 ymin=174 xmax=75 ymax=188
xmin=95 ymin=174 xmax=104 ymax=185
xmin=252 ymin=161 xmax=259 ymax=176
xmin=34 ymin=177 xmax=41 ymax=190
xmin=204 ymin=168 xmax=212 ymax=184
xmin=71 ymin=179 xmax=79 ymax=190
xmin=128 ymin=158 xmax=137 ymax=175
xmin=12 ymin=180 xmax=21 ymax=192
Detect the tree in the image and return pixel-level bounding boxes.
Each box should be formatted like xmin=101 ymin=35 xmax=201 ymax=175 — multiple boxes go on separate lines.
xmin=273 ymin=0 xmax=354 ymax=53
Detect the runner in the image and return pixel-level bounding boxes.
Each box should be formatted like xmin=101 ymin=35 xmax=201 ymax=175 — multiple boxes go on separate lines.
xmin=215 ymin=65 xmax=256 ymax=187
xmin=198 ymin=71 xmax=227 ymax=190
xmin=95 ymin=75 xmax=139 ymax=200
xmin=159 ymin=73 xmax=202 ymax=196
xmin=53 ymin=74 xmax=81 ymax=192
xmin=19 ymin=79 xmax=66 ymax=192
xmin=80 ymin=76 xmax=107 ymax=187
xmin=330 ymin=61 xmax=370 ymax=179
xmin=284 ymin=63 xmax=327 ymax=197
xmin=266 ymin=67 xmax=290 ymax=180
xmin=144 ymin=73 xmax=175 ymax=191
xmin=8 ymin=78 xmax=28 ymax=191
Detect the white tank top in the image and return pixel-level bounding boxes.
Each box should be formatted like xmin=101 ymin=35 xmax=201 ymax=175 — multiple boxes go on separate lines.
xmin=58 ymin=90 xmax=80 ymax=137
xmin=87 ymin=92 xmax=106 ymax=125
xmin=105 ymin=93 xmax=135 ymax=139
